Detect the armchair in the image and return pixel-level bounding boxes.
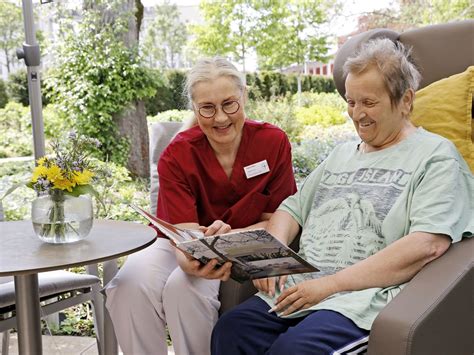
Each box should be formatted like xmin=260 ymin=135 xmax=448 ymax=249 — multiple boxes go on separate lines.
xmin=333 ymin=20 xmax=474 ymax=355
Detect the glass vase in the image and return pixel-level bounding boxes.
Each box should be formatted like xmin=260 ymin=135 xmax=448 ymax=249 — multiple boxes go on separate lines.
xmin=31 ymin=190 xmax=93 ymax=244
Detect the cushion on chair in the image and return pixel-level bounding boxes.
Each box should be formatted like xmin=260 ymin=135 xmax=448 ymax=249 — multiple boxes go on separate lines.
xmin=0 ymin=271 xmax=100 ymax=309
xmin=411 ymin=66 xmax=473 ymax=171
xmin=149 ymin=122 xmax=183 ymax=215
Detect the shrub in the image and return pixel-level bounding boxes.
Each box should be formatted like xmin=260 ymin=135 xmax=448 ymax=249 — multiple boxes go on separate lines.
xmin=292 ymin=122 xmax=359 ymax=181
xmin=0 ymin=102 xmax=33 ymax=157
xmin=245 ymin=97 xmax=303 ymax=142
xmin=45 ymin=10 xmax=157 ymax=166
xmin=144 ymin=69 xmax=188 ymax=115
xmin=0 ymin=102 xmax=74 ymax=158
xmin=144 ymin=70 xmax=174 ymax=116
xmin=294 ymin=92 xmax=346 ymax=112
xmin=7 ymin=69 xmax=50 ymax=106
xmin=148 ymin=109 xmax=193 ymax=124
xmin=166 ymin=70 xmax=187 ymax=110
xmin=0 ymin=78 xmax=8 ymax=108
xmin=295 ymin=105 xmax=347 ymax=127
xmin=245 ymin=72 xmax=336 ymax=101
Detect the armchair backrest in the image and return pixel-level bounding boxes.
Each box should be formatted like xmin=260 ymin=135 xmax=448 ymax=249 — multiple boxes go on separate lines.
xmin=333 ymin=20 xmax=474 ymax=97
xmin=333 ymin=20 xmax=474 ymax=170
xmin=149 ymin=122 xmax=183 ymax=215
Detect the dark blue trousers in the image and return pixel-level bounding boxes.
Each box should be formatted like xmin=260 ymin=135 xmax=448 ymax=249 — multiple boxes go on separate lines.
xmin=211 ymin=296 xmax=369 ymax=355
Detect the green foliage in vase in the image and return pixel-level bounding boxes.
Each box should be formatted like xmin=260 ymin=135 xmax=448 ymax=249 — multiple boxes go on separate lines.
xmin=45 ymin=8 xmax=157 ymax=166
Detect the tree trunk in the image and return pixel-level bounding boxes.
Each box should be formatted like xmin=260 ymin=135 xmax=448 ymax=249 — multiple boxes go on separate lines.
xmin=115 ymin=0 xmax=149 ymax=177
xmin=86 ymin=0 xmax=149 ymax=177
xmin=115 ymin=100 xmax=149 ymax=177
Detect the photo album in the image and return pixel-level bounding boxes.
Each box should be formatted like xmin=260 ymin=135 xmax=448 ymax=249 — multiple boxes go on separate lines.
xmin=129 ymin=204 xmax=318 ymax=283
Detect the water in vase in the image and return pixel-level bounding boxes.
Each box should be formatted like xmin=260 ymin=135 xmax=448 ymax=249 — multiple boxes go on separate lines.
xmin=33 ymin=215 xmax=93 ymax=244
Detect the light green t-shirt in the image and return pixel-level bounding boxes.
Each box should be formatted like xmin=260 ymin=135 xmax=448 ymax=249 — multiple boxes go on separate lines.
xmin=258 ymin=128 xmax=473 ymax=330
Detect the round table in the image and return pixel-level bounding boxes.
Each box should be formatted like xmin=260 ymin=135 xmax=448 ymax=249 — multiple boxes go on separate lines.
xmin=0 ymin=219 xmax=156 ymax=355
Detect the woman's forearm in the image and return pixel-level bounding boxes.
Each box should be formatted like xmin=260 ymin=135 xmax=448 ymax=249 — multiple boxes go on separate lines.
xmin=331 ymin=232 xmax=451 ymax=293
xmin=265 ymin=210 xmax=301 ymax=246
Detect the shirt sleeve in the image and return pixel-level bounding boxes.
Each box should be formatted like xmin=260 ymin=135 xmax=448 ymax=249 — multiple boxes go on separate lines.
xmin=156 ymin=147 xmax=199 ymax=224
xmin=264 ymin=132 xmax=297 ymax=213
xmin=278 ymin=159 xmax=327 ymax=227
xmin=409 ymin=154 xmax=473 ymax=242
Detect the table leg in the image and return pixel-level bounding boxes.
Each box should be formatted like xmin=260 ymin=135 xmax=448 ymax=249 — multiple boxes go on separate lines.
xmin=103 ymin=260 xmax=118 ymax=355
xmin=14 ymin=274 xmax=42 ymax=354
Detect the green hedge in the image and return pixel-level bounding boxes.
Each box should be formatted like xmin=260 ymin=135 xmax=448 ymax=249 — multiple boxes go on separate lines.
xmin=246 ymin=72 xmax=336 ymax=101
xmin=144 ymin=69 xmax=336 ymax=115
xmin=144 ymin=69 xmax=187 ymax=116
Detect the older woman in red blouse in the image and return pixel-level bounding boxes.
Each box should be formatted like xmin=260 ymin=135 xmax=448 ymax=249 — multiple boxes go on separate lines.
xmin=105 ymin=57 xmax=297 ymax=355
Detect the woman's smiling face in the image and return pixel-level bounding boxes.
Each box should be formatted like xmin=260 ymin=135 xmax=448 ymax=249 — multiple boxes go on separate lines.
xmin=345 ymin=66 xmax=411 ymax=151
xmin=192 ymin=76 xmax=245 ymax=151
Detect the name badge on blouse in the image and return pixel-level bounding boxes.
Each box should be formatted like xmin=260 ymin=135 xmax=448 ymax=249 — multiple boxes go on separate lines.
xmin=244 ymin=160 xmax=270 ymax=179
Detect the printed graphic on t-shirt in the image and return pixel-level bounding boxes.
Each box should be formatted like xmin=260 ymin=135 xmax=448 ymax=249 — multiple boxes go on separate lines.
xmin=301 ymin=167 xmax=413 ymax=271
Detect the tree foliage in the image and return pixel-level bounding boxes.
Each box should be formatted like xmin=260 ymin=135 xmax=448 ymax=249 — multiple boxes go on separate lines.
xmin=142 ymin=1 xmax=188 ymax=69
xmin=45 ymin=2 xmax=156 ymax=166
xmin=0 ymin=2 xmax=23 ymax=74
xmin=191 ymin=0 xmax=259 ymax=72
xmin=191 ymin=0 xmax=339 ymax=73
xmin=254 ymin=0 xmax=338 ymax=70
xmin=398 ymin=0 xmax=473 ymax=26
xmin=356 ymin=0 xmax=473 ymax=32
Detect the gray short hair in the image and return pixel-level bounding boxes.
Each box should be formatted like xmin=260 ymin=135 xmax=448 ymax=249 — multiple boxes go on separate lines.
xmin=343 ymin=38 xmax=421 ymax=108
xmin=184 ymin=57 xmax=246 ymax=108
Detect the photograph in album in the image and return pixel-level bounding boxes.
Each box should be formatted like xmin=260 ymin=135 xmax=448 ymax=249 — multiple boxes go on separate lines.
xmin=129 ymin=204 xmax=318 ymax=283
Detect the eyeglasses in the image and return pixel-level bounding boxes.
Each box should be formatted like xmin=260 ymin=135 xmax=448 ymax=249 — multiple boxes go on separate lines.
xmin=195 ymin=99 xmax=240 ymax=119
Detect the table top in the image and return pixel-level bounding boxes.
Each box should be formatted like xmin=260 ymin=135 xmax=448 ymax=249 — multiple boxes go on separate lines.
xmin=0 ymin=219 xmax=157 ymax=276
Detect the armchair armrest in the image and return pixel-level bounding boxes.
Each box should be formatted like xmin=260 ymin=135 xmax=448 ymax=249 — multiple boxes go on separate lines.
xmin=368 ymin=237 xmax=474 ymax=355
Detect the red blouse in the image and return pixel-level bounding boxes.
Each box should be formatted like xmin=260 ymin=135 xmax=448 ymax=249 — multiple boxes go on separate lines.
xmin=156 ymin=119 xmax=297 ymax=229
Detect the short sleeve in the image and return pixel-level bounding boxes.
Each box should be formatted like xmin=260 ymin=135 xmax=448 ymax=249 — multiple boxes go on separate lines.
xmin=264 ymin=133 xmax=297 ymax=212
xmin=157 ymin=148 xmax=199 ymax=224
xmin=278 ymin=160 xmax=327 ymax=227
xmin=409 ymin=154 xmax=473 ymax=242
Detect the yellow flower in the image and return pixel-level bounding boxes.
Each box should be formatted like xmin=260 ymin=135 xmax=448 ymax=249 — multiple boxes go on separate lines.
xmin=31 ymin=165 xmax=49 ymax=183
xmin=73 ymin=169 xmax=94 ymax=185
xmin=37 ymin=157 xmax=47 ymax=166
xmin=53 ymin=177 xmax=76 ymax=192
xmin=46 ymin=165 xmax=63 ymax=183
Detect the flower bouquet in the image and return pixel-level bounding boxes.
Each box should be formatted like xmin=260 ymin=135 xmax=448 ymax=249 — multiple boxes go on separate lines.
xmin=2 ymin=132 xmax=102 ymax=243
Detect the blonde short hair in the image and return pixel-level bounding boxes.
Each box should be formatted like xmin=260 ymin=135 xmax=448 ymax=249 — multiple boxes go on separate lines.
xmin=343 ymin=38 xmax=421 ymax=108
xmin=183 ymin=57 xmax=245 ymax=107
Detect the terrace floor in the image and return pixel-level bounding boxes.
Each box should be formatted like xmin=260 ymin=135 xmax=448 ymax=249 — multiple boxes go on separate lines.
xmin=2 ymin=333 xmax=175 ymax=355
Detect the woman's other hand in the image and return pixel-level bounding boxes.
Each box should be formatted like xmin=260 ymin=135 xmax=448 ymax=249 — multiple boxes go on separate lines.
xmin=199 ymin=220 xmax=231 ymax=236
xmin=175 ymin=248 xmax=232 ymax=281
xmin=253 ymin=276 xmax=287 ymax=298
xmin=269 ymin=276 xmax=338 ymax=316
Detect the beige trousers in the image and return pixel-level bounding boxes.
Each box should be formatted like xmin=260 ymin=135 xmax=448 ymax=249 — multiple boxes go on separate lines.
xmin=105 ymin=238 xmax=221 ymax=355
